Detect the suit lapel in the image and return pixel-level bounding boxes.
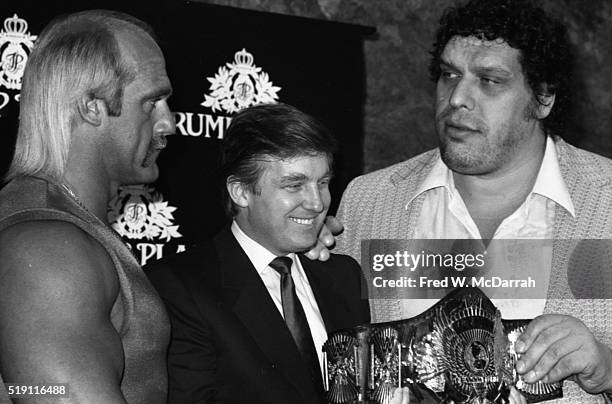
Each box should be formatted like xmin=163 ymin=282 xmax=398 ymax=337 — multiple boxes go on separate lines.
xmin=213 ymin=228 xmax=317 ymax=398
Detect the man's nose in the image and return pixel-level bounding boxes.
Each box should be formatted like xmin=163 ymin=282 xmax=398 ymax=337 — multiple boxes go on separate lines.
xmin=449 ymin=78 xmax=475 ymax=111
xmin=154 ymin=100 xmax=176 ymax=136
xmin=303 ymin=185 xmax=324 ymax=212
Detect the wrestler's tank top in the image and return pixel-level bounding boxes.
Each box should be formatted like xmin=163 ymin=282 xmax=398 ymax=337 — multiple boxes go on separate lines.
xmin=0 ymin=177 xmax=170 ymax=403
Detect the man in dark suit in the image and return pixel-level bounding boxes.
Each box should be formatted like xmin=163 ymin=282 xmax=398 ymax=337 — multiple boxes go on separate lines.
xmin=147 ymin=103 xmax=370 ymax=404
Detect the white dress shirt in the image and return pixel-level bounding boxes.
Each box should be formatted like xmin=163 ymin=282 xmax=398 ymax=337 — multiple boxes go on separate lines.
xmin=407 ymin=136 xmax=575 ymax=318
xmin=231 ymin=221 xmax=328 ymax=375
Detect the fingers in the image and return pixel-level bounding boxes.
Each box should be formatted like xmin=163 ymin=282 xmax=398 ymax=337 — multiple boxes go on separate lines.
xmin=318 ymin=222 xmax=336 ymax=248
xmin=324 ymin=215 xmax=344 ymax=236
xmin=318 ymin=246 xmax=330 ymax=261
xmin=389 ymin=387 xmax=410 ymax=404
xmin=514 ymin=314 xmax=612 ymax=392
xmin=303 ymin=240 xmax=330 ymax=261
xmin=519 ymin=338 xmax=581 ymax=383
xmin=515 ymin=320 xmax=576 ymax=381
xmin=303 ymin=217 xmax=341 ymax=261
xmin=508 ymin=387 xmax=527 ymax=404
xmin=515 ymin=314 xmax=567 ymax=354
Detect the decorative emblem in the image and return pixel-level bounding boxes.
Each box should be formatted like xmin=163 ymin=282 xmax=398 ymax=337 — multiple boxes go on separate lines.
xmin=464 ymin=341 xmax=490 ymax=373
xmin=108 ymin=185 xmax=182 ymax=241
xmin=0 ymin=14 xmax=37 ymax=91
xmin=323 ymin=333 xmax=359 ymax=404
xmin=323 ymin=288 xmax=563 ymax=404
xmin=370 ymin=327 xmax=401 ymax=404
xmin=201 ymin=48 xmax=281 ymax=114
xmin=427 ymin=301 xmax=502 ymax=400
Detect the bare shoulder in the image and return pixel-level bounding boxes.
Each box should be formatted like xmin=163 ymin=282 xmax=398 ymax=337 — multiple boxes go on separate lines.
xmin=0 ymin=220 xmax=127 ymax=401
xmin=0 ymin=220 xmax=119 ymax=305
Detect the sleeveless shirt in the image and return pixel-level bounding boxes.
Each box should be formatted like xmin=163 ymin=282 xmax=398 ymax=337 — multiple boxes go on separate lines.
xmin=0 ymin=177 xmax=170 ymax=403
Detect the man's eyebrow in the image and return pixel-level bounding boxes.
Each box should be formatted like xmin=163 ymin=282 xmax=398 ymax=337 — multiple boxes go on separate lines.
xmin=439 ymin=59 xmax=456 ymax=69
xmin=145 ymin=86 xmax=173 ymax=100
xmin=474 ymin=66 xmax=513 ymax=78
xmin=279 ymin=171 xmax=333 ymax=183
xmin=280 ymin=173 xmax=309 ymax=183
xmin=439 ymin=59 xmax=513 ymax=78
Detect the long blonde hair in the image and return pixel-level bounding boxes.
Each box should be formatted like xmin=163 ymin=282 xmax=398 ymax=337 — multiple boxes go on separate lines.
xmin=6 ymin=10 xmax=155 ymax=182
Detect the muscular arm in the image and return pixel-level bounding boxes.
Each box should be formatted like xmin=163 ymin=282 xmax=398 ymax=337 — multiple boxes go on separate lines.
xmin=0 ymin=221 xmax=126 ymax=403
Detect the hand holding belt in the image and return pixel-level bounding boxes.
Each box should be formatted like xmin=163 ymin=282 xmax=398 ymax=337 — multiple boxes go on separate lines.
xmin=322 ymin=288 xmax=563 ymax=404
xmin=270 ymin=256 xmax=324 ymax=389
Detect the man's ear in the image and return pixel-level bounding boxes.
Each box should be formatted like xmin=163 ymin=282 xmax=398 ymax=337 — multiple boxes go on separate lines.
xmin=76 ymin=95 xmax=105 ymax=126
xmin=535 ymin=84 xmax=556 ymax=120
xmin=227 ymin=178 xmax=250 ymax=209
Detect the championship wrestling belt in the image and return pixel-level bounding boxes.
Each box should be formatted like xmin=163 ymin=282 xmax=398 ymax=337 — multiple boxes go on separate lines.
xmin=322 ymin=288 xmax=563 ymax=404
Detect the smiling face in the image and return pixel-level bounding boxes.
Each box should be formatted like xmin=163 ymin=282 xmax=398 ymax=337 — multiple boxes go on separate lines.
xmin=103 ymin=28 xmax=175 ymax=187
xmin=232 ymin=154 xmax=331 ymax=256
xmin=435 ymin=36 xmax=551 ymax=176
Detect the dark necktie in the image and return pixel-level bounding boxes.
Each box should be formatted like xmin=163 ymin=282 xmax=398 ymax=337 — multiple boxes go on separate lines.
xmin=269 ymin=256 xmax=325 ymax=390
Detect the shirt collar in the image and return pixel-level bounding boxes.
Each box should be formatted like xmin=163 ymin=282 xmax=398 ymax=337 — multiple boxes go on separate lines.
xmin=532 ymin=136 xmax=575 ymax=217
xmin=406 ymin=155 xmax=454 ymax=207
xmin=406 ymin=136 xmax=575 ymax=217
xmin=231 ymin=220 xmax=296 ymax=274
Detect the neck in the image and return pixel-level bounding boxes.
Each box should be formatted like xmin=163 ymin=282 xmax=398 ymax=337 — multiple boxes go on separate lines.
xmin=62 ymin=170 xmax=116 ymax=225
xmin=453 ymin=134 xmax=547 ymax=206
xmin=62 ymin=126 xmax=119 ymax=224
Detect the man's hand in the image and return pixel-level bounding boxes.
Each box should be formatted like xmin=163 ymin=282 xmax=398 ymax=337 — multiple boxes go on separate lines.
xmin=389 ymin=387 xmax=410 ymax=404
xmin=515 ymin=314 xmax=612 ymax=394
xmin=304 ymin=216 xmax=343 ymax=261
xmin=508 ymin=387 xmax=527 ymax=404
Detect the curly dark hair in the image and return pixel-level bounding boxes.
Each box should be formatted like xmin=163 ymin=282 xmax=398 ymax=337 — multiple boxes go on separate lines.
xmin=429 ymin=0 xmax=574 ymax=136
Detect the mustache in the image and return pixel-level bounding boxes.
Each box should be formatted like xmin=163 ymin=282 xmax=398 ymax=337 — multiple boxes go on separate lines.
xmin=437 ymin=108 xmax=488 ymax=133
xmin=150 ymin=135 xmax=167 ymax=150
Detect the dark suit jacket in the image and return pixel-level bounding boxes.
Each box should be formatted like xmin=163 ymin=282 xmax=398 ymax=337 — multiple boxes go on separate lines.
xmin=147 ymin=226 xmax=370 ymax=404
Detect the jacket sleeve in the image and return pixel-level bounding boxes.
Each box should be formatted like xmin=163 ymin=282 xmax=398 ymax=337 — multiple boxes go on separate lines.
xmin=147 ymin=265 xmax=220 ymax=404
xmin=347 ymin=255 xmax=371 ymax=325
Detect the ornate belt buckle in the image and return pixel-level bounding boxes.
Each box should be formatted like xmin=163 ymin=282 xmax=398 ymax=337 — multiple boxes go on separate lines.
xmin=323 ymin=288 xmax=562 ymax=403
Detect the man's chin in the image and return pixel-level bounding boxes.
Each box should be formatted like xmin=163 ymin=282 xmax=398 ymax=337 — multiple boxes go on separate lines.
xmin=142 ymin=165 xmax=159 ymax=183
xmin=440 ymin=144 xmax=488 ymax=174
xmin=287 ymin=235 xmax=319 ymax=254
xmin=121 ymin=165 xmax=159 ymax=186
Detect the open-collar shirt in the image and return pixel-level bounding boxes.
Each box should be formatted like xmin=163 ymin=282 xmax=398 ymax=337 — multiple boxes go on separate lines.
xmin=407 ymin=136 xmax=575 ymax=318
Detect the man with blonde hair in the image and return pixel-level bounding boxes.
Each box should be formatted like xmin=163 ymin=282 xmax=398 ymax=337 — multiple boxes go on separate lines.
xmin=0 ymin=9 xmax=174 ymax=403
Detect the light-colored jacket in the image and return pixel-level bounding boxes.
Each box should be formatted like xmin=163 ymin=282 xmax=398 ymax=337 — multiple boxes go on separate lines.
xmin=335 ymin=137 xmax=612 ymax=403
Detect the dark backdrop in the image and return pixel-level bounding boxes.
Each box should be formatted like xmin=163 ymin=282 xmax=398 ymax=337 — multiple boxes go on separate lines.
xmin=0 ymin=1 xmax=373 ymax=266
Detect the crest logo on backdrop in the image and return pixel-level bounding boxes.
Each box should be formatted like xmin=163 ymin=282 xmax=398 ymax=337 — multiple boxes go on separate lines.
xmin=108 ymin=185 xmax=184 ymax=266
xmin=175 ymin=48 xmax=281 ymax=138
xmin=202 ymin=48 xmax=281 ymax=114
xmin=0 ymin=14 xmax=37 ymax=116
